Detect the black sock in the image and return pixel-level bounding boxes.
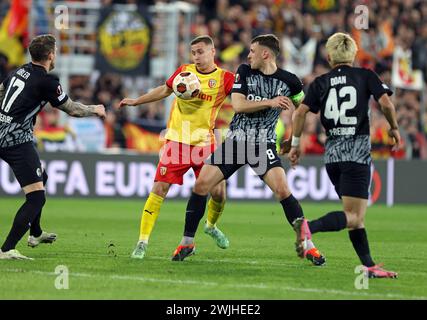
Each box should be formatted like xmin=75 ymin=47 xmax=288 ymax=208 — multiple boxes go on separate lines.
xmin=1 ymin=190 xmax=46 ymax=252
xmin=29 ymin=171 xmax=48 ymax=238
xmin=30 ymin=210 xmax=43 ymax=237
xmin=280 ymin=194 xmax=304 ymax=226
xmin=183 ymin=192 xmax=208 ymax=237
xmin=349 ymin=228 xmax=375 ymax=267
xmin=308 ymin=211 xmax=347 ymax=234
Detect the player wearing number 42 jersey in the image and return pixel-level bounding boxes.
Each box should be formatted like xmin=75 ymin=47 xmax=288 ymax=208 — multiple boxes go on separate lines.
xmin=0 ymin=34 xmax=106 ymax=260
xmin=289 ymin=32 xmax=400 ymax=278
xmin=120 ymin=36 xmax=235 ymax=260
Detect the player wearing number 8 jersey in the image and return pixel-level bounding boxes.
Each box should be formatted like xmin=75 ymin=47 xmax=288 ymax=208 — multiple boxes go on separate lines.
xmin=289 ymin=32 xmax=400 ymax=278
xmin=171 ymin=34 xmax=325 ymax=265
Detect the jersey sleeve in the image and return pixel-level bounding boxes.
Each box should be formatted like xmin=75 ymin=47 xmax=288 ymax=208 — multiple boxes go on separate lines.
xmin=230 ymin=64 xmax=249 ymax=95
xmin=41 ymin=74 xmax=69 ymax=108
xmin=303 ymin=79 xmax=321 ymax=114
xmin=223 ymin=71 xmax=235 ymax=95
xmin=367 ymin=69 xmax=393 ymax=101
xmin=288 ymin=74 xmax=305 ymax=105
xmin=165 ymin=65 xmax=186 ymax=88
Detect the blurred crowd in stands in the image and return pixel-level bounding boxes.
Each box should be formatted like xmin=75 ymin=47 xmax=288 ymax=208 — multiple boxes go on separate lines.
xmin=0 ymin=0 xmax=426 ymax=158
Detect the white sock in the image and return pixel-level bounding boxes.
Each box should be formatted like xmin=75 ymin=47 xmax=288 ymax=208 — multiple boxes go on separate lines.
xmin=306 ymin=239 xmax=315 ymax=250
xmin=180 ymin=236 xmax=194 ymax=246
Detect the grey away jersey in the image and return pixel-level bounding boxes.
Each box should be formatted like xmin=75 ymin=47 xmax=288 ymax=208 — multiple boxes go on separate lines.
xmin=228 ymin=64 xmax=304 ymax=143
xmin=0 ymin=63 xmax=68 ymax=148
xmin=303 ymin=65 xmax=392 ymax=165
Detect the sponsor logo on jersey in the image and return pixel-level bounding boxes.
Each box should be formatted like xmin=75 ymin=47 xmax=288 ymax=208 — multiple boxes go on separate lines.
xmin=0 ymin=113 xmax=13 ymax=123
xmin=197 ymin=92 xmax=212 ymax=102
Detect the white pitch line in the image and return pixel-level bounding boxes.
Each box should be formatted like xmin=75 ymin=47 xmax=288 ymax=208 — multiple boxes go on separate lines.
xmin=2 ymin=268 xmax=426 ymax=300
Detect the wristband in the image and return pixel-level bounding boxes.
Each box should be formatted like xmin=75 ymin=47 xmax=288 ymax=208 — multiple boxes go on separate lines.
xmin=291 ymin=136 xmax=300 ymax=147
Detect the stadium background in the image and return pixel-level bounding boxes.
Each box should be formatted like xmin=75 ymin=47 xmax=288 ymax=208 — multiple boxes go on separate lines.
xmin=0 ymin=0 xmax=426 ymax=301
xmin=0 ymin=0 xmax=426 ymax=204
xmin=0 ymin=0 xmax=426 ymax=159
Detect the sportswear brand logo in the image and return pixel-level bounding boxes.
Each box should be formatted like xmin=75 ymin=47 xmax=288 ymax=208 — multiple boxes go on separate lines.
xmin=144 ymin=210 xmax=153 ymax=215
xmin=269 ymin=160 xmax=278 ymax=165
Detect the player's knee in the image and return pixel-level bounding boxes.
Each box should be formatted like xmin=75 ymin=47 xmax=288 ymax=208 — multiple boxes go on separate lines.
xmin=344 ymin=211 xmax=364 ymax=229
xmin=273 ymin=185 xmax=291 ymax=200
xmin=151 ymin=182 xmax=170 ymax=198
xmin=193 ymin=177 xmax=211 ymax=195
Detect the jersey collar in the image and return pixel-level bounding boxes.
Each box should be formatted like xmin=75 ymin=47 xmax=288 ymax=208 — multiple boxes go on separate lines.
xmin=195 ymin=64 xmax=217 ymax=75
xmin=30 ymin=62 xmax=48 ymax=73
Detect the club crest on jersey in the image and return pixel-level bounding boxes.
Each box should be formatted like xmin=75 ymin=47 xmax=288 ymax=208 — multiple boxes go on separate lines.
xmin=160 ymin=166 xmax=167 ymax=176
xmin=208 ymin=79 xmax=217 ymax=88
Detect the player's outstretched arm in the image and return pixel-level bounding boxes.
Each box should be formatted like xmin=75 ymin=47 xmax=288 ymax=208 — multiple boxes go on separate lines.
xmin=56 ymin=98 xmax=106 ymax=119
xmin=378 ymin=93 xmax=401 ymax=150
xmin=288 ymin=103 xmax=310 ymax=167
xmin=231 ymin=93 xmax=292 ymax=113
xmin=119 ymin=84 xmax=173 ymax=108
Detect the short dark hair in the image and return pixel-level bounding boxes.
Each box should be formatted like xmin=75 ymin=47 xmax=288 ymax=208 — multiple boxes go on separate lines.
xmin=190 ymin=35 xmax=214 ymax=47
xmin=29 ymin=34 xmax=56 ymax=62
xmin=251 ymin=34 xmax=280 ymax=57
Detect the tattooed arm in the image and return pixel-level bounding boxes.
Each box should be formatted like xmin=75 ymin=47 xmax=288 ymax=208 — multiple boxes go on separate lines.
xmin=56 ymin=98 xmax=106 ymax=119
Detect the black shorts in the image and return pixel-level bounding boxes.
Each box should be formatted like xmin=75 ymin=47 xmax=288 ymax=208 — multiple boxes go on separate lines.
xmin=326 ymin=161 xmax=371 ymax=199
xmin=0 ymin=142 xmax=43 ymax=188
xmin=206 ymin=139 xmax=283 ymax=180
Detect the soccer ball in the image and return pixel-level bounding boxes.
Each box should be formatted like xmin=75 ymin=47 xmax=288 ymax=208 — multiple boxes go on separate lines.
xmin=172 ymin=71 xmax=201 ymax=100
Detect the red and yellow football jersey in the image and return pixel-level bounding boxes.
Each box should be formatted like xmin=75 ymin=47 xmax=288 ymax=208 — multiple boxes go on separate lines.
xmin=165 ymin=64 xmax=234 ymax=146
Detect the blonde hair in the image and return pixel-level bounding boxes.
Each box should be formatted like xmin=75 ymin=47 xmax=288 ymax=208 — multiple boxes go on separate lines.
xmin=325 ymin=32 xmax=357 ymax=66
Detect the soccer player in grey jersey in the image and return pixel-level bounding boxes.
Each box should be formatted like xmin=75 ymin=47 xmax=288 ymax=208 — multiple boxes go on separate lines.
xmin=0 ymin=35 xmax=105 ymax=260
xmin=171 ymin=34 xmax=325 ymax=266
xmin=289 ymin=33 xmax=400 ymax=278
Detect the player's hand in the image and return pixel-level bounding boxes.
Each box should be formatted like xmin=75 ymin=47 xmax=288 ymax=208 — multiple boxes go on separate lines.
xmin=288 ymin=146 xmax=301 ymax=168
xmin=279 ymin=139 xmax=292 ymax=155
xmin=119 ymin=98 xmax=137 ymax=108
xmin=388 ymin=128 xmax=401 ymax=151
xmin=94 ymin=105 xmax=106 ymax=120
xmin=270 ymin=96 xmax=292 ymax=110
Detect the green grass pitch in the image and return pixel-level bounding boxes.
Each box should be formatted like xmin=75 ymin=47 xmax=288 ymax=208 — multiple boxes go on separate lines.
xmin=0 ymin=198 xmax=426 ymax=300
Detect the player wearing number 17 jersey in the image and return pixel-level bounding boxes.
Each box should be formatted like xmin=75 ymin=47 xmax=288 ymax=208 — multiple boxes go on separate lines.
xmin=0 ymin=35 xmax=105 ymax=260
xmin=289 ymin=33 xmax=400 ymax=278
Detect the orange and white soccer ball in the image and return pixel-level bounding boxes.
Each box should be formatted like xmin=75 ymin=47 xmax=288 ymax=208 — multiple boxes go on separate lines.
xmin=172 ymin=71 xmax=201 ymax=100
